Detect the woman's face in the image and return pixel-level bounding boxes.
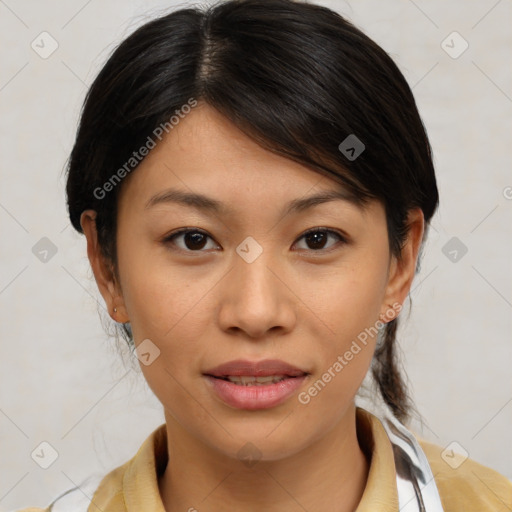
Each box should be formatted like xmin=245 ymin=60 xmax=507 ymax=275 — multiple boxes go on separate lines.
xmin=82 ymin=102 xmax=421 ymax=462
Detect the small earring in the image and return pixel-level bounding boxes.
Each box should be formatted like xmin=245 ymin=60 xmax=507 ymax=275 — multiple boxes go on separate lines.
xmin=113 ymin=308 xmax=117 ymax=313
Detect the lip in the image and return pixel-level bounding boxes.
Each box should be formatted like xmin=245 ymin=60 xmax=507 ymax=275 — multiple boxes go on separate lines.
xmin=204 ymin=374 xmax=309 ymax=410
xmin=203 ymin=359 xmax=310 ymax=410
xmin=203 ymin=359 xmax=308 ymax=378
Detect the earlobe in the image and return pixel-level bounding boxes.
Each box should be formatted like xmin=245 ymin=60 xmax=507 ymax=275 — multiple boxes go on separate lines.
xmin=380 ymin=209 xmax=425 ymax=320
xmin=80 ymin=210 xmax=129 ymax=323
xmin=379 ymin=301 xmax=403 ymax=324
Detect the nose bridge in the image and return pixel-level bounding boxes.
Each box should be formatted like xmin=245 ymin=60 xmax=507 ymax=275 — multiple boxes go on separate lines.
xmin=218 ymin=235 xmax=295 ymax=336
xmin=235 ymin=236 xmax=279 ymax=308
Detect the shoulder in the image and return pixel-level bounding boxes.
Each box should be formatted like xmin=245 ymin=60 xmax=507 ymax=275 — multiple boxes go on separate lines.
xmin=12 ymin=466 xmax=126 ymax=512
xmin=418 ymin=438 xmax=512 ymax=511
xmin=14 ymin=423 xmax=166 ymax=512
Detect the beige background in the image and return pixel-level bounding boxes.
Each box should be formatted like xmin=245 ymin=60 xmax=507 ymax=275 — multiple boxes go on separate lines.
xmin=1 ymin=0 xmax=511 ymax=509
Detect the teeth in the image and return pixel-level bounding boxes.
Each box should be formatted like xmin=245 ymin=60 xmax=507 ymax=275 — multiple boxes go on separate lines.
xmin=225 ymin=375 xmax=289 ymax=385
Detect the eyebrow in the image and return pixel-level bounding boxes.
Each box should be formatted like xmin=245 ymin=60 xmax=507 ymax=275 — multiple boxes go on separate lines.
xmin=144 ymin=187 xmax=359 ymax=217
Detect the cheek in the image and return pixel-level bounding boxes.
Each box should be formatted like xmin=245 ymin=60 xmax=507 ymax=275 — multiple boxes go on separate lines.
xmin=119 ymin=260 xmax=215 ymax=427
xmin=315 ymin=259 xmax=389 ymax=349
xmin=117 ymin=239 xmax=212 ymax=343
xmin=302 ymin=257 xmax=389 ymax=402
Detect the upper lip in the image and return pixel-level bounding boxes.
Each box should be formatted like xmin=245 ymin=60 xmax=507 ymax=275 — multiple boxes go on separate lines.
xmin=203 ymin=359 xmax=309 ymax=378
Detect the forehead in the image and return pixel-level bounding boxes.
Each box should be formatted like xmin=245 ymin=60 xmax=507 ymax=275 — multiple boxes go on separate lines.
xmin=116 ymin=102 xmax=378 ymax=223
xmin=138 ymin=103 xmax=327 ymax=186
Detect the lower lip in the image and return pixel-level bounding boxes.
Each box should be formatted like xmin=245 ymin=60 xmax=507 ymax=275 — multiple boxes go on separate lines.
xmin=204 ymin=375 xmax=308 ymax=410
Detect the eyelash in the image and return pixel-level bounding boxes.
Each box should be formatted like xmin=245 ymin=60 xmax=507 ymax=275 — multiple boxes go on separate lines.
xmin=162 ymin=227 xmax=347 ymax=254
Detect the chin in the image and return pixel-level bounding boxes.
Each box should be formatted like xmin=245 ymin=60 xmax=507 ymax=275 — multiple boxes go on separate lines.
xmin=205 ymin=414 xmax=318 ymax=463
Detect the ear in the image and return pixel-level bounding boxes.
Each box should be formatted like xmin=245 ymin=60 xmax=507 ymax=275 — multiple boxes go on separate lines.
xmin=380 ymin=208 xmax=424 ymax=321
xmin=80 ymin=210 xmax=129 ymax=323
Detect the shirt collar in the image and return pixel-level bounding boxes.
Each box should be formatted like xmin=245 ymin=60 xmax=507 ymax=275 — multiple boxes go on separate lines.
xmin=122 ymin=420 xmax=168 ymax=512
xmin=355 ymin=407 xmax=399 ymax=510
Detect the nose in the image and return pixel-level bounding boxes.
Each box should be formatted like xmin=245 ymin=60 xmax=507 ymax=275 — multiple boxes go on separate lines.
xmin=217 ymin=243 xmax=297 ymax=339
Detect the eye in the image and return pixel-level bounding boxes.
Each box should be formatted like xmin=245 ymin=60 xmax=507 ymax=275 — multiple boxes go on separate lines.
xmin=163 ymin=228 xmax=219 ymax=252
xmin=162 ymin=227 xmax=346 ymax=253
xmin=293 ymin=228 xmax=346 ymax=252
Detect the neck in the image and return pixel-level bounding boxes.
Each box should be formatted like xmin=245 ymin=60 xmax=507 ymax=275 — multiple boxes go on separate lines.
xmin=158 ymin=405 xmax=370 ymax=512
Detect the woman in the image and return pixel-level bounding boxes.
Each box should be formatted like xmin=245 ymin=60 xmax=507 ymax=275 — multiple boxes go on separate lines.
xmin=16 ymin=0 xmax=512 ymax=510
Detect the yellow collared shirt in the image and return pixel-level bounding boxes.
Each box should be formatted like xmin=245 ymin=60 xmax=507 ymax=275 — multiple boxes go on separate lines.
xmin=16 ymin=408 xmax=512 ymax=511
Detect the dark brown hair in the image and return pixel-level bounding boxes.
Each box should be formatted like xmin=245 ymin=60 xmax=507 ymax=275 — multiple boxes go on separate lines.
xmin=65 ymin=0 xmax=438 ymax=424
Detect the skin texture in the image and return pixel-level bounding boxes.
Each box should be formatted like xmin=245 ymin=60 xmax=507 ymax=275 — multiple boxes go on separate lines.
xmin=81 ymin=102 xmax=424 ymax=512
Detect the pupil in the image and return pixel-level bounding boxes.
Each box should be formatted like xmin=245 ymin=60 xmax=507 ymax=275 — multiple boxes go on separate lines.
xmin=186 ymin=232 xmax=207 ymax=250
xmin=307 ymin=231 xmax=326 ymax=249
